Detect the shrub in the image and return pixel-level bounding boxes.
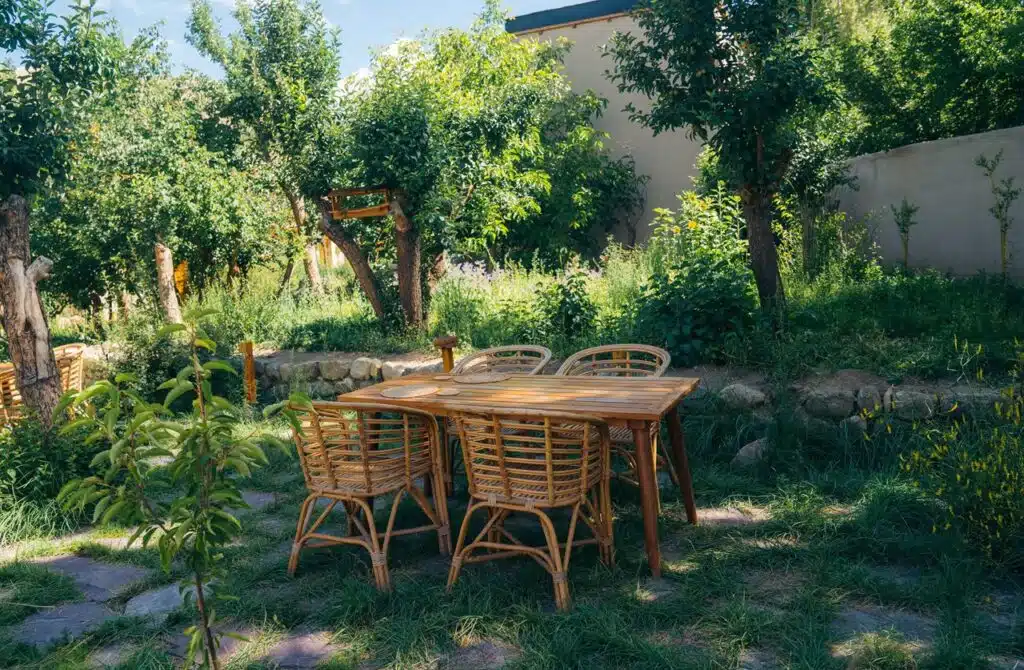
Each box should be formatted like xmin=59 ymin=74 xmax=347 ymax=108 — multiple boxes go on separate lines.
xmin=635 ymin=188 xmax=758 ymax=365
xmin=59 ymin=310 xmax=291 ymax=666
xmin=903 ymin=357 xmax=1024 ymax=566
xmin=0 ymin=420 xmax=101 ymax=542
xmin=537 ymin=267 xmax=597 ymax=345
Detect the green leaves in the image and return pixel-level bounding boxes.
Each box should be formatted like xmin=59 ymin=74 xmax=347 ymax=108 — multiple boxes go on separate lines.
xmin=53 ymin=312 xmax=277 ymax=669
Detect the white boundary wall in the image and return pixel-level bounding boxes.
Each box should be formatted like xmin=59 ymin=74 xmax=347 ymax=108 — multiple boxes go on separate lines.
xmin=838 ymin=126 xmax=1024 ymax=278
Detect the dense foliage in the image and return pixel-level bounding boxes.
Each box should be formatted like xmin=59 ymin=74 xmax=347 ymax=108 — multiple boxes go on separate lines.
xmin=35 ymin=74 xmax=286 ymax=310
xmin=833 ymin=0 xmax=1024 ymax=154
xmin=634 ymin=188 xmax=758 ymax=365
xmin=59 ymin=312 xmax=289 ymax=668
xmin=308 ymin=4 xmax=644 ymax=324
xmin=189 ymin=0 xmax=343 ymax=292
xmin=610 ymin=0 xmax=831 ymax=316
xmin=905 ymin=352 xmax=1024 ymax=567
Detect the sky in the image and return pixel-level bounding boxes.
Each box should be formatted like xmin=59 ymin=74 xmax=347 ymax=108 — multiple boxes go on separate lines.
xmin=79 ymin=0 xmax=571 ymax=78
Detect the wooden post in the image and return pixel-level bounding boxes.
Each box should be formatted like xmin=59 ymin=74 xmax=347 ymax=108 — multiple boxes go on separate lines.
xmin=240 ymin=341 xmax=256 ymax=403
xmin=433 ymin=335 xmax=458 ymax=373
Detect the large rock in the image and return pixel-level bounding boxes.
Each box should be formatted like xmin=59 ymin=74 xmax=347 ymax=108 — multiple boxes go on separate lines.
xmin=279 ymin=361 xmax=320 ymax=383
xmin=350 ymin=357 xmax=382 ymax=381
xmin=732 ymin=438 xmax=767 ymax=467
xmin=263 ymin=360 xmax=282 ymax=382
xmin=382 ymin=361 xmax=407 ymax=381
xmin=943 ymin=386 xmax=1003 ymax=416
xmin=308 ymin=381 xmax=336 ymax=399
xmin=794 ymin=407 xmax=835 ymax=440
xmin=334 ymin=379 xmax=355 ymax=394
xmin=856 ymin=386 xmax=882 ymax=414
xmin=840 ymin=414 xmax=868 ymax=436
xmin=803 ymin=388 xmax=856 ymax=419
xmin=13 ymin=602 xmax=116 ymax=647
xmin=893 ymin=390 xmax=936 ymax=420
xmin=719 ymin=383 xmax=767 ymax=410
xmin=319 ymin=359 xmax=351 ymax=381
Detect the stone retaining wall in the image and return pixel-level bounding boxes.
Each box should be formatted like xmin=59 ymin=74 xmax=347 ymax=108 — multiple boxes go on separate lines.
xmin=254 ymin=352 xmax=443 ymax=400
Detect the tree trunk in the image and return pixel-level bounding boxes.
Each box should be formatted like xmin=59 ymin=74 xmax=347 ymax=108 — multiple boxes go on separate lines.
xmin=302 ymin=243 xmax=323 ymax=292
xmin=284 ymin=188 xmax=323 ymax=294
xmin=118 ymin=292 xmax=132 ymax=320
xmin=154 ymin=240 xmax=183 ymax=324
xmin=390 ymin=195 xmax=423 ymax=327
xmin=740 ymin=186 xmax=784 ymax=318
xmin=89 ymin=292 xmax=106 ymax=338
xmin=427 ymin=251 xmax=447 ymax=293
xmin=316 ymin=200 xmax=387 ymax=321
xmin=0 ymin=195 xmax=63 ymax=427
xmin=276 ymin=258 xmax=295 ymax=299
xmin=800 ymin=207 xmax=816 ymax=277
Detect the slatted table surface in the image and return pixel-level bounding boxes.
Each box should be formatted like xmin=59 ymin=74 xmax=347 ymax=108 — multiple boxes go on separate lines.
xmin=339 ymin=373 xmax=700 ymax=424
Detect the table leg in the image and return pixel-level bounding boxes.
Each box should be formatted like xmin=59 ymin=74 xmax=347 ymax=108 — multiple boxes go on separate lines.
xmin=666 ymin=408 xmax=698 ymax=525
xmin=631 ymin=421 xmax=662 ymax=577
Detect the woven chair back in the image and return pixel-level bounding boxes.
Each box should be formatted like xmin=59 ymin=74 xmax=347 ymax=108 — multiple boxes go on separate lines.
xmin=290 ymin=401 xmax=439 ymax=496
xmin=54 ymin=344 xmax=86 ymax=392
xmin=453 ymin=410 xmax=608 ymax=508
xmin=555 ymin=344 xmax=670 ymax=378
xmin=452 ymin=345 xmax=552 ymax=376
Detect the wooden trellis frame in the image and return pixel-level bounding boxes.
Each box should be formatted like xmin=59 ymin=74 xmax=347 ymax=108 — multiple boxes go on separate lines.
xmin=326 ymin=186 xmax=391 ymax=220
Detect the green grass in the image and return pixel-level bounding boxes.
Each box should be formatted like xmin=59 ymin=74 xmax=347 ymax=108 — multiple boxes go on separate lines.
xmin=156 ymin=251 xmax=1024 ymax=388
xmin=1 ymin=412 xmax=1021 ymax=669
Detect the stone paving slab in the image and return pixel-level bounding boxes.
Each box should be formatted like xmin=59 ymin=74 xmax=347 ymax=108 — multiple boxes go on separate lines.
xmin=832 ymin=604 xmax=937 ymax=648
xmin=87 ymin=642 xmax=138 ymax=668
xmin=166 ymin=625 xmax=253 ymax=662
xmin=441 ymin=640 xmax=521 ymax=670
xmin=12 ymin=601 xmax=116 ymax=647
xmin=124 ymin=583 xmax=195 ymax=622
xmin=241 ymin=491 xmax=278 ymax=511
xmin=33 ymin=555 xmax=151 ymax=602
xmin=265 ymin=632 xmax=340 ymax=668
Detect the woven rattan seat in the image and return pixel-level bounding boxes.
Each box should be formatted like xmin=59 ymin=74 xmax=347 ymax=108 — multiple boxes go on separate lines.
xmin=287 ymin=401 xmax=451 ymax=590
xmin=556 ymin=345 xmax=676 ymax=491
xmin=0 ymin=343 xmax=87 ymax=424
xmin=447 ymin=410 xmax=613 ymax=610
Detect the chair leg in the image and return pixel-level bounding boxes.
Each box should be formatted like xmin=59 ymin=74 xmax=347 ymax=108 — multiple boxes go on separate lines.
xmin=351 ymin=497 xmax=390 ymax=591
xmin=431 ymin=468 xmax=452 ymax=555
xmin=288 ymin=494 xmax=318 ymax=576
xmin=448 ymin=502 xmax=484 ymax=591
xmin=536 ymin=510 xmax=570 ymax=611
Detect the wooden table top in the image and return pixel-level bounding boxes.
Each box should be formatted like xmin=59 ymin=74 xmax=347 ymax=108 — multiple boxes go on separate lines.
xmin=339 ymin=373 xmax=700 ymax=423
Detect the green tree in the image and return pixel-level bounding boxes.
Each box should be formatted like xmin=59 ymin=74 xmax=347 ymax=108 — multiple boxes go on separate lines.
xmin=0 ymin=0 xmax=124 ymax=424
xmin=59 ymin=312 xmax=292 ymax=669
xmin=308 ymin=5 xmax=643 ymax=326
xmin=838 ymin=0 xmax=1024 ymax=154
xmin=188 ymin=0 xmax=342 ymax=295
xmin=610 ymin=0 xmax=831 ymax=317
xmin=35 ymin=74 xmax=287 ymax=322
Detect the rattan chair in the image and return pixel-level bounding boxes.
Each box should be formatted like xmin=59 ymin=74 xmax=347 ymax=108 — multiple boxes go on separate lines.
xmin=54 ymin=344 xmax=87 ymax=393
xmin=555 ymin=345 xmax=677 ymax=490
xmin=0 ymin=364 xmax=22 ymax=424
xmin=444 ymin=346 xmax=552 ymax=492
xmin=0 ymin=344 xmax=87 ymax=424
xmin=448 ymin=410 xmax=614 ymax=610
xmin=451 ymin=345 xmax=552 ymax=376
xmin=287 ymin=401 xmax=451 ymax=590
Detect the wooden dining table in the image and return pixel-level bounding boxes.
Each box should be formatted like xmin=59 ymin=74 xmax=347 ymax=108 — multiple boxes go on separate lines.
xmin=339 ymin=373 xmax=700 ymax=577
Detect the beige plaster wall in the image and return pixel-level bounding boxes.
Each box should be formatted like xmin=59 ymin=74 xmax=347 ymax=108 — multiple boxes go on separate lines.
xmin=838 ymin=126 xmax=1024 ymax=278
xmin=517 ymin=15 xmax=704 ymax=243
